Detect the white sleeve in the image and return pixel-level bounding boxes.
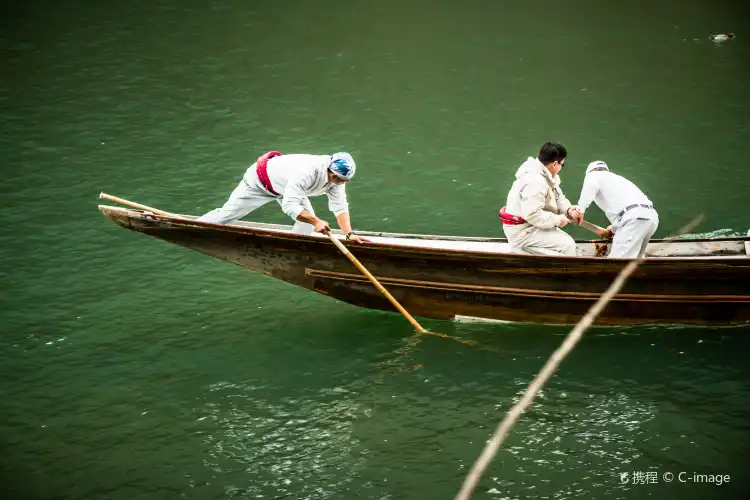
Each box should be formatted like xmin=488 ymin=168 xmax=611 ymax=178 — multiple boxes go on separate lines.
xmin=280 ymin=171 xmax=314 ymax=220
xmin=577 ymin=175 xmax=599 ymax=211
xmin=327 ymin=184 xmax=349 ymax=216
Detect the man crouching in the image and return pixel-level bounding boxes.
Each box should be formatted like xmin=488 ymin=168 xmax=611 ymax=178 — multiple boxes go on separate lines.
xmin=499 ymin=142 xmax=583 ymax=256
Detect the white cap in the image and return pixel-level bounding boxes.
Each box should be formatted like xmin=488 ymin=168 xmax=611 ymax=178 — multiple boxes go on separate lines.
xmin=586 ymin=160 xmax=609 ymax=174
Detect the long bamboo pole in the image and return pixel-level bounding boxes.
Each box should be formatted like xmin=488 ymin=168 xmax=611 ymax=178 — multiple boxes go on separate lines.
xmin=326 ymin=232 xmax=427 ymax=333
xmin=99 ymin=192 xmax=171 ymax=216
xmin=454 ymin=214 xmax=704 ymax=500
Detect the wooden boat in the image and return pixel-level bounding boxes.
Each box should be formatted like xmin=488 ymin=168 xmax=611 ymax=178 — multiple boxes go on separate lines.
xmin=98 ymin=203 xmax=750 ymax=327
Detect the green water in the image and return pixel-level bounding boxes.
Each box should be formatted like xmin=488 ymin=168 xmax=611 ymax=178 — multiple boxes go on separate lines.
xmin=2 ymin=0 xmax=749 ymax=498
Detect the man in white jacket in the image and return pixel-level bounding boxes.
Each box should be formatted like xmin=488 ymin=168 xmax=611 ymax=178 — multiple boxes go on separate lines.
xmin=197 ymin=151 xmax=368 ymax=243
xmin=499 ymin=142 xmax=583 ymax=256
xmin=577 ymin=160 xmax=658 ymax=258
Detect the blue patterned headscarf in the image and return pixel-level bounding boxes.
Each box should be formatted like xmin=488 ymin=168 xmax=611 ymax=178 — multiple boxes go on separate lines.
xmin=329 ymin=152 xmax=356 ymax=180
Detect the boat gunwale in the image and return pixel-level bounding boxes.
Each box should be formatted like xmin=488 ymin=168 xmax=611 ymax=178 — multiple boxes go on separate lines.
xmin=97 ymin=205 xmax=750 ymax=262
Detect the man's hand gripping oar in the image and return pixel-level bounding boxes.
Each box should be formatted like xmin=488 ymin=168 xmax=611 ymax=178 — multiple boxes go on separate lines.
xmin=567 ymin=206 xmax=613 ymax=239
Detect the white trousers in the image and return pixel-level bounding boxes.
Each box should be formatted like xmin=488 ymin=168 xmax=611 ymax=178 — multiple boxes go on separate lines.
xmin=503 ymin=224 xmax=578 ymax=256
xmin=609 ymin=212 xmax=659 ymax=258
xmin=197 ymin=177 xmax=316 ymax=234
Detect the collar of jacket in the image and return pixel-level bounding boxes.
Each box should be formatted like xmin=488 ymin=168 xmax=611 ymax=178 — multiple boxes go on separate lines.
xmin=531 ymin=158 xmax=561 ymax=188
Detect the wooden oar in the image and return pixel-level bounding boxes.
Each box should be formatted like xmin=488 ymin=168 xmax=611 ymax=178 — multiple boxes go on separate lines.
xmin=326 ymin=235 xmax=479 ymax=344
xmin=99 ymin=192 xmax=171 ymax=216
xmin=325 ymin=232 xmax=428 ymax=333
xmin=565 ymin=213 xmax=611 ymax=239
xmin=580 ymin=219 xmax=611 ymax=239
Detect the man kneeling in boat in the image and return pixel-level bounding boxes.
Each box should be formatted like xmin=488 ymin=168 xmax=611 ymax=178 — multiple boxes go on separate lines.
xmin=576 ymin=161 xmax=659 ymax=258
xmin=499 ymin=142 xmax=583 ymax=256
xmin=197 ymin=151 xmax=368 ymax=243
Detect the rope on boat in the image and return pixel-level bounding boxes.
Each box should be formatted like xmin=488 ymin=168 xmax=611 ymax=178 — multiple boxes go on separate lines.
xmin=455 ymin=214 xmax=705 ymax=500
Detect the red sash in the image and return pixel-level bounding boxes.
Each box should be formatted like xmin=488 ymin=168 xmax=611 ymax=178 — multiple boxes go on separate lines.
xmin=256 ymin=151 xmax=283 ymax=196
xmin=498 ymin=206 xmax=527 ymax=225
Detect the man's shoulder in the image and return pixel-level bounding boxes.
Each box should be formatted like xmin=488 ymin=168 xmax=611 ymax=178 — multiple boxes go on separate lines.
xmin=518 ymin=172 xmax=549 ymax=190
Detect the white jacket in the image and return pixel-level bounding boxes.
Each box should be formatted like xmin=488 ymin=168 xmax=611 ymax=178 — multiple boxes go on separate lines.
xmin=244 ymin=154 xmax=349 ymax=220
xmin=504 ymin=157 xmax=572 ymax=229
xmin=577 ymin=170 xmax=654 ymax=225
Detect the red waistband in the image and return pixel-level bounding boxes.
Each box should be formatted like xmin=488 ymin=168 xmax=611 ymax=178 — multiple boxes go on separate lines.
xmin=256 ymin=151 xmax=283 ymax=196
xmin=498 ymin=206 xmax=527 ymax=225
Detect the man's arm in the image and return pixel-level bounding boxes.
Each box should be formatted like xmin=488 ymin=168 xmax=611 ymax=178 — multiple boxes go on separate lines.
xmin=328 ymin=185 xmax=368 ymax=243
xmin=557 ymin=186 xmax=584 ymax=224
xmin=328 ymin=184 xmax=353 ymax=234
xmin=567 ymin=175 xmax=600 ymax=226
xmin=280 ymin=173 xmax=312 ymax=221
xmin=282 ymin=173 xmax=331 ymax=233
xmin=334 ymin=211 xmax=370 ymax=243
xmin=577 ymin=175 xmax=599 ymax=213
xmin=335 ymin=211 xmax=353 ymax=234
xmin=327 ymin=184 xmax=349 ymax=217
xmin=295 ymin=209 xmax=329 ymax=233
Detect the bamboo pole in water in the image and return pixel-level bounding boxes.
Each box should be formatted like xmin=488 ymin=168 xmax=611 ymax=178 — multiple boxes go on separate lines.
xmin=455 ymin=214 xmax=704 ymax=500
xmin=326 ymin=231 xmax=427 ymax=333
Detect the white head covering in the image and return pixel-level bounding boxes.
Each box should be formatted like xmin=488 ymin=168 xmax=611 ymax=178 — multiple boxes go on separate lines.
xmin=586 ymin=160 xmax=609 ymax=175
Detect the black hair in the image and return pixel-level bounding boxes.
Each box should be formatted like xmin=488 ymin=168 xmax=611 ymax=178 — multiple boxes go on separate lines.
xmin=538 ymin=142 xmax=567 ymax=166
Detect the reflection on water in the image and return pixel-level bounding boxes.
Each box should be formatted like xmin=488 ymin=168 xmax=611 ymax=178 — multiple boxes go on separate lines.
xmin=488 ymin=382 xmax=658 ymax=498
xmin=192 ymin=328 xmax=699 ymax=499
xmin=202 ymin=382 xmax=365 ymax=499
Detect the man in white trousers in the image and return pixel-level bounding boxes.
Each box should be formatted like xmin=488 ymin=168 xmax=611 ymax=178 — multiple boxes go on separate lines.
xmin=499 ymin=142 xmax=584 ymax=256
xmin=576 ymin=160 xmax=659 ymax=258
xmin=197 ymin=151 xmax=368 ymax=243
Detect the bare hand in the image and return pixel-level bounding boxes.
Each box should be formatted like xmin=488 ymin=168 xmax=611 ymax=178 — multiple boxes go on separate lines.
xmin=348 ymin=234 xmax=371 ymax=244
xmin=556 ymin=215 xmax=569 ymax=228
xmin=602 ymin=225 xmax=614 ymax=239
xmin=567 ymin=206 xmax=584 ymax=225
xmin=314 ymin=219 xmax=331 ymax=234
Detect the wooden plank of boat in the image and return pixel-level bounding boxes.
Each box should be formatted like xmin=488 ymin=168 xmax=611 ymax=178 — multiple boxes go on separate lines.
xmin=97 ymin=204 xmax=750 ymax=326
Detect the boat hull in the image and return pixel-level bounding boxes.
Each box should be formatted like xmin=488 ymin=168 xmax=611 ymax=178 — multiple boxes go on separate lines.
xmin=99 ymin=206 xmax=750 ymax=327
